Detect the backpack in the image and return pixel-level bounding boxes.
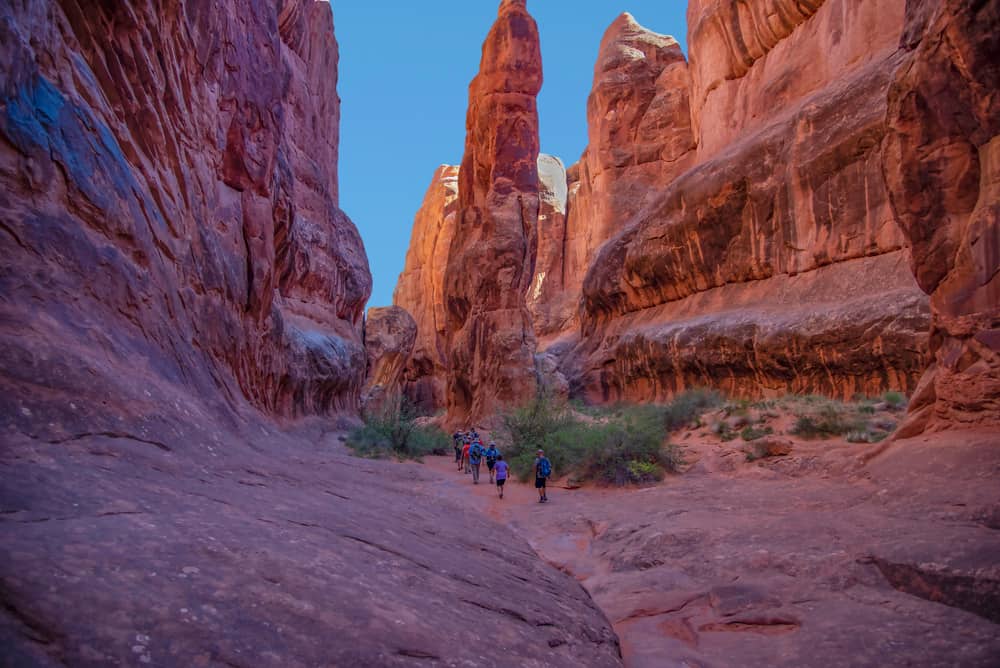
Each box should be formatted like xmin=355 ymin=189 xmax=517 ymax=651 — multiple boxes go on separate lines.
xmin=538 ymin=457 xmax=552 ymax=478
xmin=470 ymin=443 xmax=483 ymax=461
xmin=486 ymin=447 xmax=498 ymax=463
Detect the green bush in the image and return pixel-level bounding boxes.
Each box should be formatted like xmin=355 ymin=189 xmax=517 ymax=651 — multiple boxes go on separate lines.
xmin=498 ymin=394 xmax=681 ymax=486
xmin=740 ymin=425 xmax=773 ymax=442
xmin=714 ymin=420 xmax=738 ymax=442
xmin=663 ymin=389 xmax=724 ymax=431
xmin=346 ymin=399 xmax=448 ymax=460
xmin=882 ymin=392 xmax=908 ymax=410
xmin=791 ymin=402 xmax=867 ymax=439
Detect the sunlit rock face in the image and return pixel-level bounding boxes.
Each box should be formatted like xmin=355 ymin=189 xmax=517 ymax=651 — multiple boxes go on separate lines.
xmin=393 ymin=165 xmax=461 ymax=413
xmin=442 ymin=0 xmax=543 ymax=422
xmin=568 ymin=0 xmax=931 ymax=403
xmin=882 ymin=0 xmax=1000 ymax=435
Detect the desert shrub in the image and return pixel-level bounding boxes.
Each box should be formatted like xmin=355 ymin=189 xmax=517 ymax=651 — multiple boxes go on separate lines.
xmin=663 ymin=389 xmax=724 ymax=431
xmin=714 ymin=420 xmax=738 ymax=442
xmin=791 ymin=402 xmax=867 ymax=439
xmin=499 ymin=394 xmax=680 ymax=486
xmin=882 ymin=392 xmax=908 ymax=411
xmin=740 ymin=425 xmax=773 ymax=442
xmin=346 ymin=399 xmax=448 ymax=460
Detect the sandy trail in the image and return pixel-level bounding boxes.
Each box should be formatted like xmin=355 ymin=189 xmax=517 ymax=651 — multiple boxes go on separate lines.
xmin=415 ymin=432 xmax=1000 ymax=668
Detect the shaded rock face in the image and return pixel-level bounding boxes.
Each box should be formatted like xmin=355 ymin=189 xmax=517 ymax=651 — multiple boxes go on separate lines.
xmin=443 ymin=0 xmax=543 ymax=422
xmin=362 ymin=307 xmax=417 ymax=412
xmin=528 ymin=154 xmax=572 ymax=339
xmin=883 ymin=0 xmax=1000 ymax=433
xmin=0 ymin=0 xmax=371 ymax=431
xmin=393 ymin=165 xmax=461 ymax=414
xmin=570 ymin=0 xmax=931 ymax=402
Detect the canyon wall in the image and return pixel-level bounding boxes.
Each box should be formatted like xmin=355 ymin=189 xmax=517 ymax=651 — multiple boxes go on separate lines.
xmin=0 ymin=2 xmax=624 ymax=663
xmin=0 ymin=0 xmax=371 ymax=435
xmin=442 ymin=0 xmax=543 ymax=422
xmin=362 ymin=306 xmax=417 ymax=412
xmin=883 ymin=0 xmax=1000 ymax=434
xmin=394 ymin=165 xmax=460 ymax=413
xmin=567 ymin=0 xmax=931 ymax=403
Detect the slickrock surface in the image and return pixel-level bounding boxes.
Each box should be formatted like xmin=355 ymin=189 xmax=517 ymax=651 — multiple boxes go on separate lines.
xmin=0 ymin=1 xmax=623 ymax=664
xmin=570 ymin=0 xmax=931 ymax=402
xmin=0 ymin=0 xmax=370 ymax=426
xmin=0 ymin=418 xmax=622 ymax=667
xmin=422 ymin=431 xmax=1000 ymax=668
xmin=883 ymin=0 xmax=1000 ymax=434
xmin=362 ymin=306 xmax=417 ymax=412
xmin=442 ymin=0 xmax=543 ymax=422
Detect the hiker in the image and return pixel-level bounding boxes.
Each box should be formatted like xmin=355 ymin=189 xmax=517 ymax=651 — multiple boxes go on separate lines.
xmin=485 ymin=442 xmax=500 ymax=484
xmin=452 ymin=431 xmax=463 ymax=465
xmin=462 ymin=440 xmax=472 ymax=474
xmin=534 ymin=449 xmax=551 ymax=503
xmin=494 ymin=454 xmax=508 ymax=499
xmin=469 ymin=440 xmax=484 ymax=484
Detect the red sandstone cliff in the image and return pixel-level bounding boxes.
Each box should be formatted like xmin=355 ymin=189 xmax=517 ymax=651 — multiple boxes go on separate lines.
xmin=396 ymin=2 xmax=932 ymax=414
xmin=0 ymin=0 xmax=371 ymax=434
xmin=0 ymin=2 xmax=623 ymax=664
xmin=883 ymin=0 xmax=1000 ymax=434
xmin=442 ymin=0 xmax=543 ymax=422
xmin=393 ymin=165 xmax=461 ymax=413
xmin=569 ymin=0 xmax=931 ymax=403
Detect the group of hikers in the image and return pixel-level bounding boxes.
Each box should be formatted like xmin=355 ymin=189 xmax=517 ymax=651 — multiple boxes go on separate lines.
xmin=451 ymin=429 xmax=552 ymax=503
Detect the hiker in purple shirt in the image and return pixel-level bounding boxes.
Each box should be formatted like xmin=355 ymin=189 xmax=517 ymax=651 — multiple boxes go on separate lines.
xmin=494 ymin=455 xmax=509 ymax=500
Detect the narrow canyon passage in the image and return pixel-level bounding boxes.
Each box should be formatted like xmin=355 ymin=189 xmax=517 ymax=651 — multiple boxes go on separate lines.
xmin=414 ymin=432 xmax=1000 ymax=668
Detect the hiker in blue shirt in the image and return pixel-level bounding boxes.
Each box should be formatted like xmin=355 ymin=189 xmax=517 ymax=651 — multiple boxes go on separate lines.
xmin=534 ymin=449 xmax=552 ymax=503
xmin=484 ymin=442 xmax=500 ymax=484
xmin=469 ymin=440 xmax=484 ymax=484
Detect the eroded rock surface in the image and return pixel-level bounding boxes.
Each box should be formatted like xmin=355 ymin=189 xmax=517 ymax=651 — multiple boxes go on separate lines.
xmin=569 ymin=0 xmax=930 ymax=402
xmin=443 ymin=0 xmax=543 ymax=422
xmin=553 ymin=14 xmax=696 ymax=343
xmin=0 ymin=420 xmax=623 ymax=667
xmin=883 ymin=0 xmax=1000 ymax=434
xmin=0 ymin=0 xmax=370 ymax=429
xmin=362 ymin=306 xmax=417 ymax=412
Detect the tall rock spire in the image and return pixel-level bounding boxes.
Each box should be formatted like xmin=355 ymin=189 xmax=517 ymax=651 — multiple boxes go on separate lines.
xmin=443 ymin=0 xmax=543 ymax=421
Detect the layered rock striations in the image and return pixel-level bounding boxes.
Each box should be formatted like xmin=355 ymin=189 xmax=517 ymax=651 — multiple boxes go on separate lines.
xmin=443 ymin=0 xmax=543 ymax=421
xmin=0 ymin=0 xmax=370 ymax=431
xmin=570 ymin=0 xmax=931 ymax=402
xmin=883 ymin=0 xmax=1000 ymax=433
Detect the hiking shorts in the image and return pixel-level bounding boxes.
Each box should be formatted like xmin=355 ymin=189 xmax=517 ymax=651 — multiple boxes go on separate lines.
xmin=486 ymin=461 xmax=495 ymax=470
xmin=535 ymin=477 xmax=547 ymax=489
xmin=496 ymin=478 xmax=506 ymax=487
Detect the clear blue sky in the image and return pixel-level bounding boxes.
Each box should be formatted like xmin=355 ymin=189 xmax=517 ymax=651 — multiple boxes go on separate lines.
xmin=335 ymin=1 xmax=689 ymax=308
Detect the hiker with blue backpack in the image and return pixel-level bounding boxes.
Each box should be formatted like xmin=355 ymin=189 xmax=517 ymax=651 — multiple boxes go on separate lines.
xmin=469 ymin=440 xmax=484 ymax=484
xmin=484 ymin=442 xmax=500 ymax=483
xmin=534 ymin=449 xmax=552 ymax=503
